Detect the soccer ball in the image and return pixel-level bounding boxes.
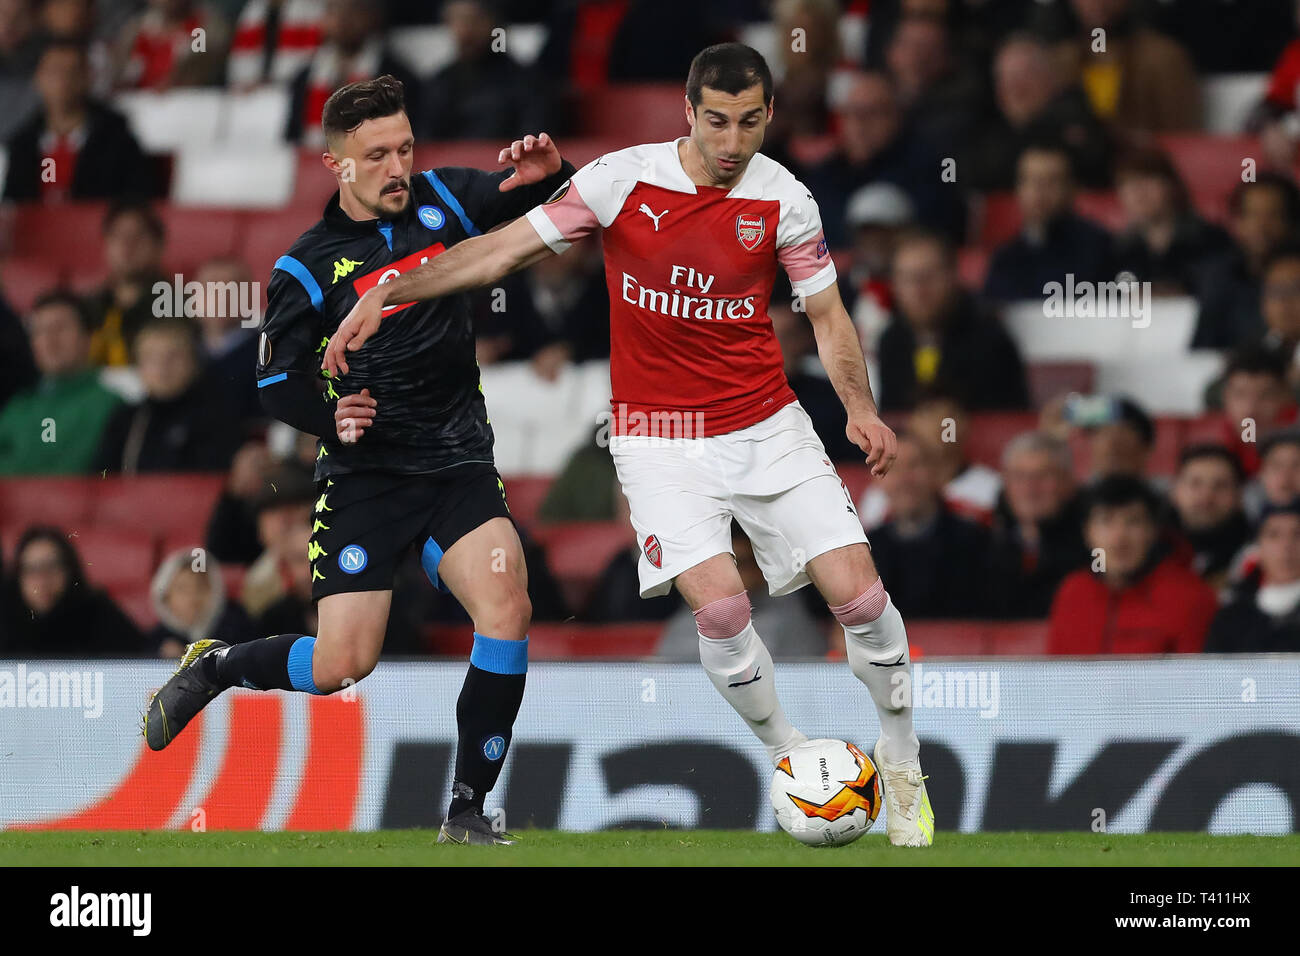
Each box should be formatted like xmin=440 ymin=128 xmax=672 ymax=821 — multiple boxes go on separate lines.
xmin=771 ymin=738 xmax=881 ymax=846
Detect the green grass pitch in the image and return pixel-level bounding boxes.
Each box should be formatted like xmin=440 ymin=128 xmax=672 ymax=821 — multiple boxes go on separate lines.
xmin=0 ymin=831 xmax=1296 ymax=866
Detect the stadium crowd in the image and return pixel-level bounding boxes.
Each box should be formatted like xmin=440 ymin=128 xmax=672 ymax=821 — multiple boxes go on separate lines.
xmin=3 ymin=0 xmax=1300 ymax=657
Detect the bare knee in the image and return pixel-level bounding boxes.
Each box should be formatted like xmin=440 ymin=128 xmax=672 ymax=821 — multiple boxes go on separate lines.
xmin=312 ymin=640 xmax=380 ymax=692
xmin=471 ymin=587 xmax=532 ymax=640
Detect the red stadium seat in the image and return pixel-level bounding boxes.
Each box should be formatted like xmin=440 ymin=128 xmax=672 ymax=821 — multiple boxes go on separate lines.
xmin=112 ymin=584 xmax=158 ymax=631
xmin=2 ymin=202 xmax=108 ymax=267
xmin=159 ymin=207 xmax=242 ymax=274
xmin=531 ymin=521 xmax=632 ymax=611
xmin=1026 ymin=361 xmax=1095 ymax=406
xmin=987 ymin=621 xmax=1049 ymax=655
xmin=502 ymin=474 xmax=553 ymax=527
xmin=907 ymin=621 xmax=989 ymax=657
xmin=964 ymin=412 xmax=1040 ymax=469
xmin=1157 ymin=133 xmax=1258 ymax=223
xmin=975 ymin=190 xmax=1124 ymax=248
xmin=957 ymin=246 xmax=989 ymax=289
xmin=0 ymin=478 xmax=97 ymax=533
xmin=69 ymin=527 xmax=158 ymax=591
xmin=91 ymin=474 xmax=225 ymax=537
xmin=836 ymin=463 xmax=872 ymax=505
xmin=0 ymin=257 xmax=66 ymax=312
xmin=578 ymin=84 xmax=690 ymax=142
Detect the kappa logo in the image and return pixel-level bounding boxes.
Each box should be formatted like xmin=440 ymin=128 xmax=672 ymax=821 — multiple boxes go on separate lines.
xmin=643 ymin=534 xmax=662 ymax=569
xmin=735 ymin=214 xmax=765 ymax=251
xmin=331 ymin=257 xmax=363 ymax=284
xmin=638 ymin=203 xmax=668 ymax=231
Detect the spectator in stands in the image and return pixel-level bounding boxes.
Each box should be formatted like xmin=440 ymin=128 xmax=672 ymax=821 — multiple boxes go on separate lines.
xmin=986 ymin=430 xmax=1089 ymax=619
xmin=3 ymin=38 xmax=151 ymax=201
xmin=84 ymin=201 xmax=168 ymax=366
xmin=769 ymin=296 xmax=863 ymax=463
xmin=93 ymin=318 xmax=241 ymax=473
xmin=1047 ymin=475 xmax=1217 ymax=654
xmin=286 ymin=0 xmax=418 ymax=146
xmin=472 ymin=236 xmax=609 ymax=377
xmin=802 ymin=71 xmax=965 ymax=247
xmin=857 ymin=394 xmax=1002 ymax=529
xmin=420 ymin=0 xmax=548 ymax=141
xmin=148 ymin=550 xmax=256 ymax=658
xmin=204 ymin=440 xmax=275 ymax=563
xmin=0 ymin=0 xmax=39 ymax=79
xmin=759 ymin=0 xmax=840 ymax=164
xmin=1068 ymin=393 xmax=1154 ymax=483
xmin=0 ymin=293 xmax=38 ymax=409
xmin=1249 ymin=0 xmax=1300 ymax=170
xmin=962 ymin=31 xmax=1112 ymax=191
xmin=239 ymin=462 xmax=316 ymax=631
xmin=112 ymin=0 xmax=230 ymax=90
xmin=1255 ymin=245 xmax=1300 ymax=378
xmin=982 ymin=142 xmax=1115 ymax=303
xmin=1205 ymin=499 xmax=1300 ymax=653
xmin=536 ymin=426 xmax=618 ymax=522
xmin=878 ymin=229 xmax=1029 ymax=411
xmin=0 ymin=525 xmax=145 ymax=656
xmin=581 ymin=483 xmax=679 ymax=623
xmin=37 ymin=0 xmax=113 ymax=98
xmin=1168 ymin=444 xmax=1251 ymax=591
xmin=844 ymin=182 xmax=913 ymax=372
xmin=884 ymin=12 xmax=982 ymax=154
xmin=1192 ymin=174 xmax=1300 ymax=349
xmin=655 ymin=523 xmax=825 ymax=660
xmin=194 ymin=255 xmax=261 ymax=428
xmin=226 ymin=0 xmax=324 ymax=90
xmin=1049 ymin=0 xmax=1200 ymax=133
xmin=1249 ymin=427 xmax=1300 ymax=522
xmin=1210 ymin=348 xmax=1297 ymax=478
xmin=866 ymin=431 xmax=991 ymax=618
xmin=0 ymin=291 xmax=122 ymax=475
xmin=1111 ymin=147 xmax=1231 ymax=296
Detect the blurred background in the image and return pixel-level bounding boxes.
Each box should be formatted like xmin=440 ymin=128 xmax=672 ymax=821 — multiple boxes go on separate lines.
xmin=3 ymin=0 xmax=1300 ymax=664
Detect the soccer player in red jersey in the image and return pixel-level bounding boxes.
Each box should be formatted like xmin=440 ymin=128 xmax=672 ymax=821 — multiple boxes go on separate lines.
xmin=325 ymin=44 xmax=934 ymax=845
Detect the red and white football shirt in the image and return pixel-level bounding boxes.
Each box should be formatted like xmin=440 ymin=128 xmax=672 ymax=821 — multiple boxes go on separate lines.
xmin=525 ymin=139 xmax=837 ymax=437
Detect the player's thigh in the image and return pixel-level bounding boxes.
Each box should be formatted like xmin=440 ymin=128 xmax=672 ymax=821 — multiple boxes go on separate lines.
xmin=314 ymin=589 xmax=392 ymax=689
xmin=805 ymin=542 xmax=880 ymax=607
xmin=611 ymin=435 xmax=732 ymax=599
xmin=674 ymin=552 xmax=748 ymax=610
xmin=734 ymin=472 xmax=869 ymax=598
xmin=437 ymin=516 xmax=531 ymax=639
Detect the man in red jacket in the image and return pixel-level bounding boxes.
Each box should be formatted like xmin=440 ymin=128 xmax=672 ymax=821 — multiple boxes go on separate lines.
xmin=1048 ymin=475 xmax=1218 ymax=654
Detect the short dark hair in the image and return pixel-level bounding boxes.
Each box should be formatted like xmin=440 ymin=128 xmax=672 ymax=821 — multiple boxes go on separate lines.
xmin=1229 ymin=171 xmax=1300 ymax=226
xmin=686 ymin=43 xmax=772 ymax=108
xmin=1260 ymin=426 xmax=1300 ymax=461
xmin=1223 ymin=345 xmax=1289 ymax=384
xmin=1177 ymin=442 xmax=1244 ymax=484
xmin=1262 ymin=240 xmax=1300 ymax=277
xmin=1114 ymin=147 xmax=1190 ymax=213
xmin=1085 ymin=475 xmax=1161 ymax=524
xmin=1017 ymin=138 xmax=1075 ymax=180
xmin=31 ymin=289 xmax=92 ymax=333
xmin=102 ymin=199 xmax=164 ymax=242
xmin=132 ymin=317 xmax=202 ymax=363
xmin=322 ymin=74 xmax=407 ymax=145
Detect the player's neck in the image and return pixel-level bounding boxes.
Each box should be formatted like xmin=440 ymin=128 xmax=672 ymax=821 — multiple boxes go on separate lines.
xmin=337 ymin=188 xmax=380 ymax=223
xmin=677 ymin=138 xmax=745 ymax=189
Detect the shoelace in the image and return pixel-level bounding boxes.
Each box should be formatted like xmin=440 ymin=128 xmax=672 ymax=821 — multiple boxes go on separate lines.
xmin=882 ymin=768 xmax=929 ymax=820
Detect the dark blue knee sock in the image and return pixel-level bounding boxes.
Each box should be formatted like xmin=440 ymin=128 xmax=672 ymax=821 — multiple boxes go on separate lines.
xmin=206 ymin=634 xmax=325 ymax=694
xmin=448 ymin=633 xmax=528 ymax=819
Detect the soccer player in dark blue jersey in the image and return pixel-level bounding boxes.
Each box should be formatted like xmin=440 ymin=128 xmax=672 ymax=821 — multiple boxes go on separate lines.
xmin=144 ymin=75 xmax=574 ymax=845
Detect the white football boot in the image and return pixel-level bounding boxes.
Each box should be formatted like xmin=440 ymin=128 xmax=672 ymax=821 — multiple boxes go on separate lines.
xmin=874 ymin=739 xmax=935 ymax=847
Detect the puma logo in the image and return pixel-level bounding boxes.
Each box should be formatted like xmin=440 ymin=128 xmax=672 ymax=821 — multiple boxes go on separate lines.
xmin=728 ymin=666 xmax=762 ymax=688
xmin=638 ymin=203 xmax=668 ymax=231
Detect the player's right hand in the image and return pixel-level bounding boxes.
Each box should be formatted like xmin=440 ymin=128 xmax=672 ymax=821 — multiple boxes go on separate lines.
xmin=323 ymin=287 xmax=386 ymax=377
xmin=336 ymin=388 xmax=376 ymax=444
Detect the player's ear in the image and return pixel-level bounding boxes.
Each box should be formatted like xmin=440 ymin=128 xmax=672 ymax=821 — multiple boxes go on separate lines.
xmin=684 ymin=93 xmax=694 ymax=130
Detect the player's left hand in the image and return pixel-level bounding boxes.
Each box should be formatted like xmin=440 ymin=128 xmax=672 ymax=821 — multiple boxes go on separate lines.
xmin=848 ymin=412 xmax=898 ymax=479
xmin=497 ymin=133 xmax=561 ymax=191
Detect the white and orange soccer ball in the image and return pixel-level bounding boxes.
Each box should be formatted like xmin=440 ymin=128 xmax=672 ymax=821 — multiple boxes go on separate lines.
xmin=771 ymin=738 xmax=882 ymax=846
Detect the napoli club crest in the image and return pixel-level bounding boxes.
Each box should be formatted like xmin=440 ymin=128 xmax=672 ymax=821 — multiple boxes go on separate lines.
xmin=644 ymin=534 xmax=663 ymax=569
xmin=735 ymin=213 xmax=765 ymax=251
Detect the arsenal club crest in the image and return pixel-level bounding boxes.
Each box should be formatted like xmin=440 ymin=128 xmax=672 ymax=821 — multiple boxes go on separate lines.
xmin=735 ymin=213 xmax=765 ymax=251
xmin=644 ymin=534 xmax=663 ymax=569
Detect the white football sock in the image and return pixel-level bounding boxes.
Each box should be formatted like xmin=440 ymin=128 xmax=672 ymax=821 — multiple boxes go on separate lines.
xmin=836 ymin=587 xmax=920 ymax=765
xmin=698 ymin=621 xmax=806 ymax=764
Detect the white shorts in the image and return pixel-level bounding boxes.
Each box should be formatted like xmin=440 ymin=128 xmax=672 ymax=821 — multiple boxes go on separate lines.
xmin=610 ymin=401 xmax=869 ymax=598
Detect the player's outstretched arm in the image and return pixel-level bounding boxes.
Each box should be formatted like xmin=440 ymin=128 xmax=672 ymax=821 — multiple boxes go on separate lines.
xmin=801 ymin=284 xmax=898 ymax=478
xmin=321 ymin=216 xmax=555 ymax=376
